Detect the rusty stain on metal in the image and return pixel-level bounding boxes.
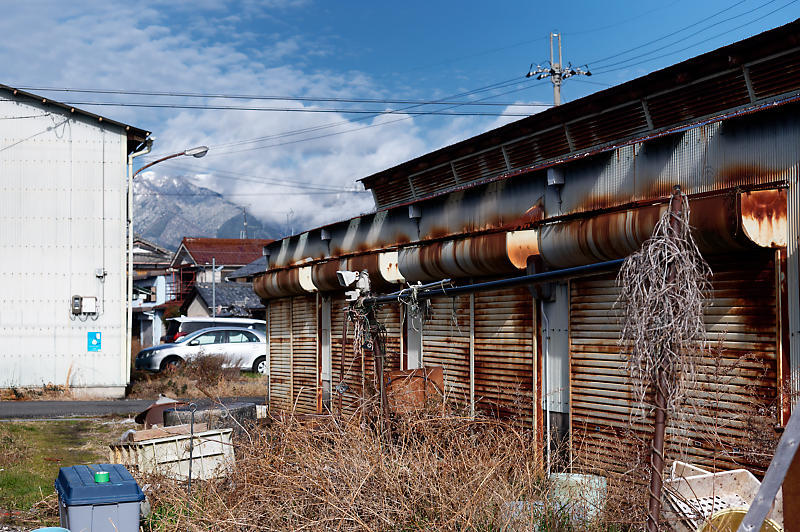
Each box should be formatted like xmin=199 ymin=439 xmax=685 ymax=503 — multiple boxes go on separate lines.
xmin=398 ymin=231 xmax=539 ymax=282
xmin=741 ymin=188 xmax=788 ymax=247
xmin=254 ymin=268 xmax=306 ymax=299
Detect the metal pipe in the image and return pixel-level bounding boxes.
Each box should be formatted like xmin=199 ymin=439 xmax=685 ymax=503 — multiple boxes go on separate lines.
xmin=126 ymin=140 xmax=152 ymax=385
xmin=212 ymin=257 xmax=216 ymax=318
xmin=365 ymin=258 xmax=624 ymax=305
xmin=540 ymin=299 xmax=551 ymax=475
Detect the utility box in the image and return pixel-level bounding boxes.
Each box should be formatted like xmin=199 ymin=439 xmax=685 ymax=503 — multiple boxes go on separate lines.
xmin=54 ymin=464 xmax=144 ymax=532
xmin=109 ymin=428 xmax=234 ymax=481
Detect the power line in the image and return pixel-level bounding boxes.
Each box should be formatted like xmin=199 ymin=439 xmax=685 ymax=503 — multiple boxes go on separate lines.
xmin=593 ymin=0 xmax=799 ymax=75
xmin=202 ymin=79 xmax=547 ymax=158
xmin=57 ymin=100 xmax=537 ymax=116
xmin=586 ymin=0 xmax=750 ymax=67
xmin=15 ymin=86 xmax=544 ymax=108
xmin=148 ymin=162 xmax=362 ymax=192
xmin=203 ymin=76 xmax=532 ymax=151
xmin=134 ymin=190 xmax=369 ymax=197
xmin=141 ymin=76 xmax=546 ymax=161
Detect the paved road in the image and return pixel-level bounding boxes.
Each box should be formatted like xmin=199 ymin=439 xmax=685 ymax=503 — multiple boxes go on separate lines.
xmin=0 ymin=396 xmax=265 ymax=419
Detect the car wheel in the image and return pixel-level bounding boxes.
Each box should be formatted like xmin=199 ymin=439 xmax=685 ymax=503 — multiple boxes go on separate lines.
xmin=160 ymin=357 xmax=183 ymax=373
xmin=253 ymin=356 xmax=267 ymax=375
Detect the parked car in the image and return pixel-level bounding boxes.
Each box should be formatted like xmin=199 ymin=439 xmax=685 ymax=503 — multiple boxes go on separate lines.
xmin=136 ymin=326 xmax=267 ymax=374
xmin=162 ymin=316 xmax=267 ymax=343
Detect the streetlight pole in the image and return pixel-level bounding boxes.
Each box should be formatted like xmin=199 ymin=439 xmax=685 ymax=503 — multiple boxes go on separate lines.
xmin=126 ymin=144 xmax=209 ymax=378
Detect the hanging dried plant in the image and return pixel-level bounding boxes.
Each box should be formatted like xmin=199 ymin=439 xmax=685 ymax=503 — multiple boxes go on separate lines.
xmin=617 ymin=192 xmax=711 ymax=415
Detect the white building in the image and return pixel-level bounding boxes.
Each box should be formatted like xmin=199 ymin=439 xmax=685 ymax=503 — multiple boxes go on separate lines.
xmin=0 ymin=84 xmax=150 ymax=398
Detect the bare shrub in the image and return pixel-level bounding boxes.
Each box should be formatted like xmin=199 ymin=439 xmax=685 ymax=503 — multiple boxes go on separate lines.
xmin=140 ymin=405 xmax=619 ymax=532
xmin=128 ymin=354 xmax=267 ymax=399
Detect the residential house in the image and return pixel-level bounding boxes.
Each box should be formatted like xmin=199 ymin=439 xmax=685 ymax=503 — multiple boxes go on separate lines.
xmin=167 ymin=237 xmax=272 ymax=304
xmin=132 ymin=236 xmax=173 ymax=348
xmin=181 ymin=282 xmax=265 ymax=319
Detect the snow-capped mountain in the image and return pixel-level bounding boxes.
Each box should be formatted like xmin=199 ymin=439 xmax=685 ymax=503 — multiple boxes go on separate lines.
xmin=133 ymin=173 xmax=282 ymax=249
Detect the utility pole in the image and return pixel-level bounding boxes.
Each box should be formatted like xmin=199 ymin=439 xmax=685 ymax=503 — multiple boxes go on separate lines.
xmin=240 ymin=207 xmax=248 ymax=239
xmin=527 ymin=32 xmax=591 ymax=106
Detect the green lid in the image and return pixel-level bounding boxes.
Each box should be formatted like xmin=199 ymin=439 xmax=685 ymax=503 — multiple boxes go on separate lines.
xmin=94 ymin=471 xmax=110 ymax=483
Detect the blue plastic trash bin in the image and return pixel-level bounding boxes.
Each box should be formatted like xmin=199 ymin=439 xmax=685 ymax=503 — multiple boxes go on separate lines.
xmin=54 ymin=464 xmax=144 ymax=532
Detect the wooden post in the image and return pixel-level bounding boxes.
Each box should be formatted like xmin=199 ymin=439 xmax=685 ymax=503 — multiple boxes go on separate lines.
xmin=785 ymin=445 xmax=800 ymax=532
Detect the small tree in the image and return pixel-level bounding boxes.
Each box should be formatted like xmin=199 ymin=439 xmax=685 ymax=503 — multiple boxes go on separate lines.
xmin=617 ymin=185 xmax=711 ymax=531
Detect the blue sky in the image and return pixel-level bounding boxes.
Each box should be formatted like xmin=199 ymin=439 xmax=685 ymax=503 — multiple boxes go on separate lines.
xmin=1 ymin=0 xmax=797 ymax=232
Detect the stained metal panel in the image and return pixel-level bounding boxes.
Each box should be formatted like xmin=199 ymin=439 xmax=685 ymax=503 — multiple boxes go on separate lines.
xmin=421 ymin=296 xmax=471 ymax=408
xmin=542 ymin=283 xmax=570 ymax=414
xmin=268 ymin=298 xmax=292 ymax=412
xmin=788 ymin=166 xmax=800 ymax=397
xmin=748 ymin=48 xmax=800 ymax=100
xmin=0 ymin=97 xmax=129 ymax=392
xmin=570 ymin=253 xmax=779 ymax=473
xmin=291 ymin=295 xmax=318 ymax=414
xmin=473 ymin=287 xmax=535 ymax=428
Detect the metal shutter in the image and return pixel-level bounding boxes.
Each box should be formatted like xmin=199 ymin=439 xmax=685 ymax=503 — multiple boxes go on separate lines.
xmin=422 ymin=295 xmax=471 ymax=408
xmin=376 ymin=304 xmax=403 ymax=373
xmin=473 ymin=287 xmax=535 ymax=428
xmin=570 ymin=251 xmax=779 ymax=473
xmin=268 ymin=298 xmax=292 ymax=412
xmin=292 ymin=295 xmax=318 ymax=414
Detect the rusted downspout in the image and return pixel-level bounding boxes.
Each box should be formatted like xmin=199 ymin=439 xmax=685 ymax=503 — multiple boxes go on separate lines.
xmin=647 ymin=185 xmax=682 ymax=532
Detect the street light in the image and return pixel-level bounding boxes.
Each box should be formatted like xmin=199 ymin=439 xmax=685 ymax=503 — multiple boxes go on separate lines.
xmin=133 ymin=145 xmax=209 ymax=177
xmin=125 ymin=143 xmax=210 ymax=376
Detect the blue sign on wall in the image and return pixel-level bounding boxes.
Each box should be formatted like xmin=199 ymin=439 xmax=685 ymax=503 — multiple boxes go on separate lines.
xmin=88 ymin=332 xmax=101 ymax=352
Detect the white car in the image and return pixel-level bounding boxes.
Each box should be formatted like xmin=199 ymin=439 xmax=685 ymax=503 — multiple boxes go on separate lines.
xmin=163 ymin=316 xmax=266 ymax=343
xmin=136 ymin=326 xmax=267 ymax=374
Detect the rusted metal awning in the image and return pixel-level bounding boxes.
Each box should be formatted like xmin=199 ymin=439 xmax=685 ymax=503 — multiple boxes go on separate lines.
xmin=538 ymin=189 xmax=787 ymax=268
xmin=254 ymin=189 xmax=786 ymax=300
xmin=398 ymin=230 xmax=539 ymax=282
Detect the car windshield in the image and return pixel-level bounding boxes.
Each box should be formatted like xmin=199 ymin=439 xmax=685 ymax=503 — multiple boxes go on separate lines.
xmin=174 ymin=333 xmax=193 ymax=343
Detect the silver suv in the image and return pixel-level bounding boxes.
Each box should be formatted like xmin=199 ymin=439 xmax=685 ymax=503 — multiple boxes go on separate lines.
xmin=136 ymin=326 xmax=267 ymax=374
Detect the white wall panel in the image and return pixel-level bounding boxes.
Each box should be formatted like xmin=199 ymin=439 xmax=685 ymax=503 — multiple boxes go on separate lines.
xmin=0 ymin=97 xmax=129 ymax=392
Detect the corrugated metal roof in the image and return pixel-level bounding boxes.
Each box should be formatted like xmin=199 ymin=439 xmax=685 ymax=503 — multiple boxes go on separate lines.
xmin=227 ymin=256 xmax=267 ymax=280
xmin=360 ymin=18 xmax=800 ymax=208
xmin=174 ymin=237 xmax=272 ymax=267
xmin=0 ymin=83 xmax=150 ymax=153
xmin=195 ymin=282 xmax=264 ymax=310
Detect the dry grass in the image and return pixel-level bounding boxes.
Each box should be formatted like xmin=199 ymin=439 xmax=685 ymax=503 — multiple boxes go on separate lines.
xmin=141 ymin=405 xmax=624 ymax=532
xmin=129 ymin=354 xmax=268 ymax=400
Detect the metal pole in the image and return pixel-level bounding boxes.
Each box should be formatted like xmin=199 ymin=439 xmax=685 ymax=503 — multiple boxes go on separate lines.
xmin=551 ymin=33 xmax=562 ymax=106
xmin=212 ymin=257 xmax=216 ymax=318
xmin=338 ymin=312 xmax=347 ymax=417
xmin=646 ymin=185 xmax=683 ymax=532
xmin=366 ymin=306 xmax=390 ymax=438
xmin=187 ymin=403 xmax=197 ymax=498
xmin=365 ymin=258 xmax=624 ymax=306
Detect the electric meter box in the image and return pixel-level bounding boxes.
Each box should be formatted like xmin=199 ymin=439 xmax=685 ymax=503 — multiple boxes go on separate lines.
xmin=54 ymin=464 xmax=144 ymax=532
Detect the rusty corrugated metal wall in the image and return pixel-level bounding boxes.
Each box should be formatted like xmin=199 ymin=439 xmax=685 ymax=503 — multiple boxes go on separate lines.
xmin=291 ymin=295 xmax=318 ymax=414
xmin=329 ymin=298 xmax=403 ymax=418
xmin=473 ymin=288 xmax=535 ymax=428
xmin=570 ymin=251 xmax=779 ymax=473
xmin=268 ymin=298 xmax=292 ymax=412
xmin=330 ymin=298 xmax=359 ymax=417
xmin=422 ymin=296 xmax=471 ymax=408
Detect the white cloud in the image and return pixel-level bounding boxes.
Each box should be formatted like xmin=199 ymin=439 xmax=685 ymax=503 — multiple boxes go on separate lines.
xmin=0 ymin=1 xmax=542 ymax=236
